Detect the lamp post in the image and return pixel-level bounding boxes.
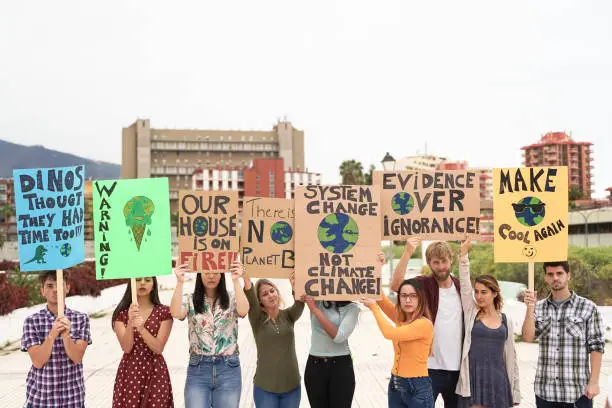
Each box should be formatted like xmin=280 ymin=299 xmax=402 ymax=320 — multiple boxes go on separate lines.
xmin=381 ymin=152 xmax=396 ymax=290
xmin=574 ymin=207 xmax=605 ymax=247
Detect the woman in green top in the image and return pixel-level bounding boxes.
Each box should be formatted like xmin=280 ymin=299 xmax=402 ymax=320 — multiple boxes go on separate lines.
xmin=243 ymin=273 xmax=305 ymax=408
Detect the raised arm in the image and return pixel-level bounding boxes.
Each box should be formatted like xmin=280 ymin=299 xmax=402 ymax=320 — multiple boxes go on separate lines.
xmin=368 ymin=303 xmax=433 ymax=342
xmin=376 ymin=291 xmax=398 ymax=323
xmin=390 ymin=238 xmax=421 ymax=292
xmin=230 ymin=260 xmax=250 ymax=318
xmin=521 ymin=290 xmax=537 ymax=342
xmin=458 ymin=238 xmax=476 ymax=315
xmin=243 ymin=277 xmax=262 ymax=324
xmin=170 ymin=264 xmax=189 ymax=320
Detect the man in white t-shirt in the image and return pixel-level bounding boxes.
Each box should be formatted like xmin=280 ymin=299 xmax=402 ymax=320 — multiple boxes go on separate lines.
xmin=392 ymin=239 xmax=463 ymax=408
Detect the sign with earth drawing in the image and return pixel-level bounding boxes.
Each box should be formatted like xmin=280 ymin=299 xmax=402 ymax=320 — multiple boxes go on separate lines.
xmin=373 ymin=170 xmax=481 ymax=241
xmin=92 ymin=178 xmax=172 ymax=279
xmin=13 ymin=165 xmax=86 ymax=272
xmin=294 ymin=185 xmax=382 ymax=300
xmin=178 ymin=190 xmax=239 ymax=273
xmin=240 ymin=197 xmax=295 ymax=279
xmin=493 ymin=166 xmax=568 ymax=262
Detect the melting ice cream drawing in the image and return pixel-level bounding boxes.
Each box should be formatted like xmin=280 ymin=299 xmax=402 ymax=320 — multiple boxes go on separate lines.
xmin=123 ymin=196 xmax=155 ymax=250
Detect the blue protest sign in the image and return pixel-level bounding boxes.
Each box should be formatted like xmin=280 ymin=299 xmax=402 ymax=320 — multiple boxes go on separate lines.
xmin=13 ymin=165 xmax=86 ymax=271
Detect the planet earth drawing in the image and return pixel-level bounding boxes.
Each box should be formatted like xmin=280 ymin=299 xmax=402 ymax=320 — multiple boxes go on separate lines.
xmin=317 ymin=213 xmax=359 ymax=254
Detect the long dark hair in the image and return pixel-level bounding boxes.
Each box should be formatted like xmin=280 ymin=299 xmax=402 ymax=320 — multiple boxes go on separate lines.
xmin=396 ymin=278 xmax=432 ymax=323
xmin=111 ymin=277 xmax=162 ymax=327
xmin=193 ymin=273 xmax=229 ymax=313
xmin=474 ymin=274 xmax=503 ymax=312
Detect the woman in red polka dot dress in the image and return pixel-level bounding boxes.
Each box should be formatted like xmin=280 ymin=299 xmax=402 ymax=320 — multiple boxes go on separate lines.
xmin=111 ymin=277 xmax=174 ymax=408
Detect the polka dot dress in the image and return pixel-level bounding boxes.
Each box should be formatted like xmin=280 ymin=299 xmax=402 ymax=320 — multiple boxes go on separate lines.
xmin=112 ymin=305 xmax=174 ymax=408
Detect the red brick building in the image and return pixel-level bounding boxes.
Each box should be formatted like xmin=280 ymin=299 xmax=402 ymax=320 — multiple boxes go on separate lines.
xmin=521 ymin=132 xmax=593 ymax=199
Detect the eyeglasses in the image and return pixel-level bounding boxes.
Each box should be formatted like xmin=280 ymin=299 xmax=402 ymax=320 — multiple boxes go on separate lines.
xmin=512 ymin=202 xmax=545 ymax=213
xmin=399 ymin=293 xmax=419 ymax=302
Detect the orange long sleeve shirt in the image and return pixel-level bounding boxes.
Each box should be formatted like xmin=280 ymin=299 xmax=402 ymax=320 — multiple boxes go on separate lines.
xmin=369 ymin=293 xmax=434 ymax=378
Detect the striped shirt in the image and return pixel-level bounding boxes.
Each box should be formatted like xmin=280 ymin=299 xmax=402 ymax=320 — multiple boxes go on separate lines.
xmin=533 ymin=291 xmax=605 ymax=403
xmin=21 ymin=306 xmax=91 ymax=408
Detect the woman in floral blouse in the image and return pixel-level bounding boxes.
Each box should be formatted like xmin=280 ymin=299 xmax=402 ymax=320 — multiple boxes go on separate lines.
xmin=170 ymin=260 xmax=250 ymax=408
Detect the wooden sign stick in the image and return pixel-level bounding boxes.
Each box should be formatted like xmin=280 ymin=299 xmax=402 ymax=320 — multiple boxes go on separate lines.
xmin=56 ymin=269 xmax=65 ymax=318
xmin=528 ymin=262 xmax=535 ymax=291
xmin=131 ymin=278 xmax=137 ymax=304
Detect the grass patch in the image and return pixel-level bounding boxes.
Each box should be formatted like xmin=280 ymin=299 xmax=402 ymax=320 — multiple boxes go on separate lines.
xmin=89 ymin=311 xmax=108 ymax=319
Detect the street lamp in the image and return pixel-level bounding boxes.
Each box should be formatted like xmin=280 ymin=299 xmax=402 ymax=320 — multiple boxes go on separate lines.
xmin=575 ymin=207 xmax=606 ymax=247
xmin=381 ymin=152 xmax=396 ymax=171
xmin=381 ymin=152 xmax=396 ymax=293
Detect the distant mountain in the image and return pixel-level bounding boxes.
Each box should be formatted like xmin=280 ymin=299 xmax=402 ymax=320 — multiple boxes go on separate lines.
xmin=0 ymin=139 xmax=120 ymax=179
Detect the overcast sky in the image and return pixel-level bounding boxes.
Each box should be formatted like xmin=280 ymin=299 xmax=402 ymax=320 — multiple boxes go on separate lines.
xmin=1 ymin=0 xmax=610 ymax=197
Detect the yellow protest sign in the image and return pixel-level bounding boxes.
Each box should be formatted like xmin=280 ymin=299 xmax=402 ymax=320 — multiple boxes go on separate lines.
xmin=493 ymin=167 xmax=568 ymax=262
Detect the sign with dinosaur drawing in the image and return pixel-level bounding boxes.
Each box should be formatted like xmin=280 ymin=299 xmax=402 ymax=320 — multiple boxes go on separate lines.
xmin=13 ymin=165 xmax=86 ymax=272
xmin=92 ymin=178 xmax=172 ymax=279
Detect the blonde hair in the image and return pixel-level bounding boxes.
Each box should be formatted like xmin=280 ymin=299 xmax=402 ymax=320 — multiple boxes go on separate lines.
xmin=425 ymin=241 xmax=452 ymax=264
xmin=255 ymin=279 xmax=285 ymax=312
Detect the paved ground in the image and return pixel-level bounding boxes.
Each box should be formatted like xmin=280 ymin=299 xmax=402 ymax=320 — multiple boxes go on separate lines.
xmin=0 ymin=276 xmax=610 ymax=408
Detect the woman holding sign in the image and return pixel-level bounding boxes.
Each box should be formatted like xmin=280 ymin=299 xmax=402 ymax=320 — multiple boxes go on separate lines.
xmin=171 ymin=260 xmax=249 ymax=408
xmin=455 ymin=239 xmax=520 ymax=408
xmin=362 ymin=257 xmax=435 ymax=408
xmin=111 ymin=277 xmax=174 ymax=408
xmin=243 ymin=273 xmax=305 ymax=408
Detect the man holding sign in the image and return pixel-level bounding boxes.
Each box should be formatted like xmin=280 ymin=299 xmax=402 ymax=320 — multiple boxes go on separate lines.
xmin=21 ymin=270 xmax=91 ymax=408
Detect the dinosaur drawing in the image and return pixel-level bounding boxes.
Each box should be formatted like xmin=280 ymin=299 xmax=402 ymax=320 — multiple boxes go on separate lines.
xmin=24 ymin=245 xmax=48 ymax=264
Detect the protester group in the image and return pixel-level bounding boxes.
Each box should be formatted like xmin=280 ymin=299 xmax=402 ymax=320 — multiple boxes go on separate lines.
xmin=13 ymin=165 xmax=607 ymax=408
xmin=21 ymin=238 xmax=606 ymax=408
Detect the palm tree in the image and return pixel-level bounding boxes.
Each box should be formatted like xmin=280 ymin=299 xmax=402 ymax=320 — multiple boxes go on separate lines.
xmin=339 ymin=160 xmax=365 ymax=185
xmin=363 ymin=164 xmax=376 ymax=185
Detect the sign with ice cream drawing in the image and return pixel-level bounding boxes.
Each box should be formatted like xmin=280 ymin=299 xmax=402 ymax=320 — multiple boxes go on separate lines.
xmin=92 ymin=178 xmax=173 ymax=279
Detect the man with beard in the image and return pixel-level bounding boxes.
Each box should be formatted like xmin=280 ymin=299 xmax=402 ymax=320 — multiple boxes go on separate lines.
xmin=391 ymin=238 xmax=463 ymax=408
xmin=522 ymin=261 xmax=605 ymax=408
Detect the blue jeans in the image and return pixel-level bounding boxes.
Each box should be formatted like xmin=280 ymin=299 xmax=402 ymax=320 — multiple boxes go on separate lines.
xmin=253 ymin=384 xmax=301 ymax=408
xmin=388 ymin=375 xmax=434 ymax=408
xmin=184 ymin=353 xmax=242 ymax=408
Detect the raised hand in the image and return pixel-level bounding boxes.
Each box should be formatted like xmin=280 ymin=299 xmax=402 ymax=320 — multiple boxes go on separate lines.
xmin=406 ymin=237 xmax=422 ymax=253
xmin=523 ymin=290 xmax=537 ymax=308
xmin=300 ymin=294 xmax=316 ymax=310
xmin=377 ymin=251 xmax=386 ymax=265
xmin=230 ymin=260 xmax=244 ymax=282
xmin=173 ymin=263 xmax=190 ymax=283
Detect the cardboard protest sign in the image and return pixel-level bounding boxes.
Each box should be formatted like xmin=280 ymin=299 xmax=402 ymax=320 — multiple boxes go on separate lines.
xmin=493 ymin=167 xmax=568 ymax=262
xmin=13 ymin=165 xmax=86 ymax=271
xmin=295 ymin=185 xmax=382 ymax=300
xmin=373 ymin=170 xmax=481 ymax=241
xmin=241 ymin=197 xmax=294 ymax=278
xmin=93 ymin=178 xmax=172 ymax=279
xmin=178 ymin=190 xmax=239 ymax=272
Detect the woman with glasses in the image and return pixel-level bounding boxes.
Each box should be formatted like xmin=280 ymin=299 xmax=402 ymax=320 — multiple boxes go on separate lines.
xmin=362 ymin=269 xmax=434 ymax=408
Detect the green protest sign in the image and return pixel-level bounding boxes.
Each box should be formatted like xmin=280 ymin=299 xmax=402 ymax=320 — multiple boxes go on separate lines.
xmin=93 ymin=178 xmax=172 ymax=279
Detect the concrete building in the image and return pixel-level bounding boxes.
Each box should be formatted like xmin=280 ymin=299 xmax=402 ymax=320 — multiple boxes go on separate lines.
xmin=521 ymin=131 xmax=594 ymax=199
xmin=568 ymin=206 xmax=612 ymax=247
xmin=122 ymin=118 xmax=305 ymax=212
xmin=0 ymin=178 xmax=17 ymax=241
xmin=395 ymin=155 xmax=448 ymax=171
xmin=191 ymin=158 xmax=321 ymax=207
